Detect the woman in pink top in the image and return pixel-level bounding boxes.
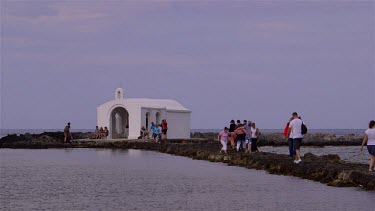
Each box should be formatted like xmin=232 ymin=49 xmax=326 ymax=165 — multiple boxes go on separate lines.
xmin=218 ymin=127 xmax=229 ymax=154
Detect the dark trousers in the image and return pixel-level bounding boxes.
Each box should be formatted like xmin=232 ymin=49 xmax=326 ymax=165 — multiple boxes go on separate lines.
xmin=251 ymin=138 xmax=258 ymax=152
xmin=288 ymin=138 xmax=296 ymax=158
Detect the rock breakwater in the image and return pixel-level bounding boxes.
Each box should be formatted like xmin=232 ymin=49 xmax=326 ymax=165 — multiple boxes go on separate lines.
xmin=191 ymin=132 xmax=363 ymax=146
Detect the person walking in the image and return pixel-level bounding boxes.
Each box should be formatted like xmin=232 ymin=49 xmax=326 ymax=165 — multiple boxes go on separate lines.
xmin=361 ymin=120 xmax=375 ymax=173
xmin=218 ymin=127 xmax=229 ymax=154
xmin=251 ymin=123 xmax=260 ymax=152
xmin=234 ymin=123 xmax=247 ymax=152
xmin=161 ymin=119 xmax=168 ymax=140
xmin=284 ymin=117 xmax=296 ymax=158
xmin=287 ymin=112 xmax=304 ymax=164
xmin=150 ymin=122 xmax=156 ymax=139
xmin=229 ymin=120 xmax=237 ymax=149
xmin=153 ymin=124 xmax=161 ymax=142
xmin=244 ymin=121 xmax=252 ymax=153
xmin=64 ymin=122 xmax=73 ymax=143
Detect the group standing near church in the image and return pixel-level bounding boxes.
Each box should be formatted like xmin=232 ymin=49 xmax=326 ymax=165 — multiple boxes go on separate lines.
xmin=95 ymin=126 xmax=109 ymax=139
xmin=140 ymin=119 xmax=168 ymax=142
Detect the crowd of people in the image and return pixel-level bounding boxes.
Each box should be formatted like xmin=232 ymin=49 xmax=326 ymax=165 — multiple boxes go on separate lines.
xmin=218 ymin=112 xmax=303 ymax=164
xmin=218 ymin=119 xmax=261 ymax=154
xmin=217 ymin=112 xmax=375 ymax=172
xmin=95 ymin=126 xmax=109 ymax=139
xmin=140 ymin=119 xmax=168 ymax=142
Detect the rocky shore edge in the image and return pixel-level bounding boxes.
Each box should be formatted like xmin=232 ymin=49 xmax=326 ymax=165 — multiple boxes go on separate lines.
xmin=1 ymin=132 xmax=374 ymax=191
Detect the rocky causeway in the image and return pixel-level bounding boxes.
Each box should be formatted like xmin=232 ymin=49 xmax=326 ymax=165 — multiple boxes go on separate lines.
xmin=1 ymin=132 xmax=374 ymax=191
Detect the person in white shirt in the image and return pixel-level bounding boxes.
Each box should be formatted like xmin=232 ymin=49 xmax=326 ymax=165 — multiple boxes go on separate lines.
xmin=250 ymin=123 xmax=260 ymax=152
xmin=244 ymin=121 xmax=252 ymax=153
xmin=287 ymin=112 xmax=303 ymax=164
xmin=361 ymin=120 xmax=375 ymax=173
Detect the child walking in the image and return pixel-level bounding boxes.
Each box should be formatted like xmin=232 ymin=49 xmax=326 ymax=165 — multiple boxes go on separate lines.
xmin=218 ymin=127 xmax=229 ymax=154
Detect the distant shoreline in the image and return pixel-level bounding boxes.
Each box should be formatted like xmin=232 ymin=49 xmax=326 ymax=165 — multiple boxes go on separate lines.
xmin=0 ymin=128 xmax=366 ymax=139
xmin=0 ymin=131 xmax=364 ymax=147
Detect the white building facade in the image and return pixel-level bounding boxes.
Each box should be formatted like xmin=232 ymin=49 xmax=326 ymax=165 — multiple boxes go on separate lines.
xmin=97 ymin=88 xmax=191 ymax=139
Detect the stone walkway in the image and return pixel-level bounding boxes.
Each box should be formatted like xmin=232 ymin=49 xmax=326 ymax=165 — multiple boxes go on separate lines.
xmin=75 ymin=138 xmax=205 ymax=143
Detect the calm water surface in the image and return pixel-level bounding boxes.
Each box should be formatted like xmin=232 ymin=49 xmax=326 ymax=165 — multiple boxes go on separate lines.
xmin=0 ymin=149 xmax=374 ymax=211
xmin=260 ymin=146 xmax=369 ymax=164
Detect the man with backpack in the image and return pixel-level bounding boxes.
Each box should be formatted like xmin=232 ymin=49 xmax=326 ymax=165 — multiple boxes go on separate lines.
xmin=287 ymin=112 xmax=306 ymax=164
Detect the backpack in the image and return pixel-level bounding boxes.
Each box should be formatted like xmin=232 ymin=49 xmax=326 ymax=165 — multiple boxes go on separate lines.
xmin=301 ymin=123 xmax=307 ymax=135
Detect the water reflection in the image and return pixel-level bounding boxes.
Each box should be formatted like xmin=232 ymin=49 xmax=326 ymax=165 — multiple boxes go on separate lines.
xmin=0 ymin=149 xmax=373 ymax=211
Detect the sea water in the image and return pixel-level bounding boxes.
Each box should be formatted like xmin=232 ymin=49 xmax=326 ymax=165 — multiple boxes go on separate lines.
xmin=0 ymin=149 xmax=373 ymax=210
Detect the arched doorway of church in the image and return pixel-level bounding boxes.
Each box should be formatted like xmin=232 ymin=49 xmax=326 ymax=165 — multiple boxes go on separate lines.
xmin=146 ymin=112 xmax=151 ymax=130
xmin=110 ymin=107 xmax=129 ymax=139
xmin=156 ymin=112 xmax=161 ymax=126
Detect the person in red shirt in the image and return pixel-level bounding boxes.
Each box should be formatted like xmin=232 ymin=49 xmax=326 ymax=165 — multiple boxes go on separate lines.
xmin=229 ymin=120 xmax=237 ymax=149
xmin=284 ymin=117 xmax=295 ymax=158
xmin=161 ymin=119 xmax=168 ymax=140
xmin=234 ymin=124 xmax=247 ymax=152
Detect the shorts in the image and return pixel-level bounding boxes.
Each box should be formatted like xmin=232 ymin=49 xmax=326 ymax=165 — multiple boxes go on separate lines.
xmin=245 ymin=139 xmax=252 ymax=144
xmin=367 ymin=145 xmax=375 ymax=155
xmin=162 ymin=129 xmax=167 ymax=135
xmin=235 ymin=134 xmax=246 ymax=141
xmin=293 ymin=138 xmax=302 ymax=150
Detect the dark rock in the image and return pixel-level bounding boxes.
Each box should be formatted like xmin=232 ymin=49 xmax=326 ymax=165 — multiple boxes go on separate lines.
xmin=304 ymin=153 xmax=318 ymax=159
xmin=322 ymin=154 xmax=341 ymax=162
xmin=0 ymin=134 xmax=24 ymax=143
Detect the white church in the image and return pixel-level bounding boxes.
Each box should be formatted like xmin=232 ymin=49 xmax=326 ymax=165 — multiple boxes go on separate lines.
xmin=97 ymin=88 xmax=191 ymax=139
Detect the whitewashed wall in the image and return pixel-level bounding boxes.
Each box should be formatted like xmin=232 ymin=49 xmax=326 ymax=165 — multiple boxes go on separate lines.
xmin=97 ymin=100 xmax=141 ymax=139
xmin=166 ymin=111 xmax=191 ymax=139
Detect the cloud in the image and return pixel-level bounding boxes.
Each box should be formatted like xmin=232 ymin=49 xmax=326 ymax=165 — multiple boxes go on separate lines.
xmin=2 ymin=1 xmax=173 ymax=33
xmin=2 ymin=3 xmax=108 ymax=33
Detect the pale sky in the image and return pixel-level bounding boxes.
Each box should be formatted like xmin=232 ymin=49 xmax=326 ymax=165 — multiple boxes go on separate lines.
xmin=1 ymin=0 xmax=374 ymax=130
